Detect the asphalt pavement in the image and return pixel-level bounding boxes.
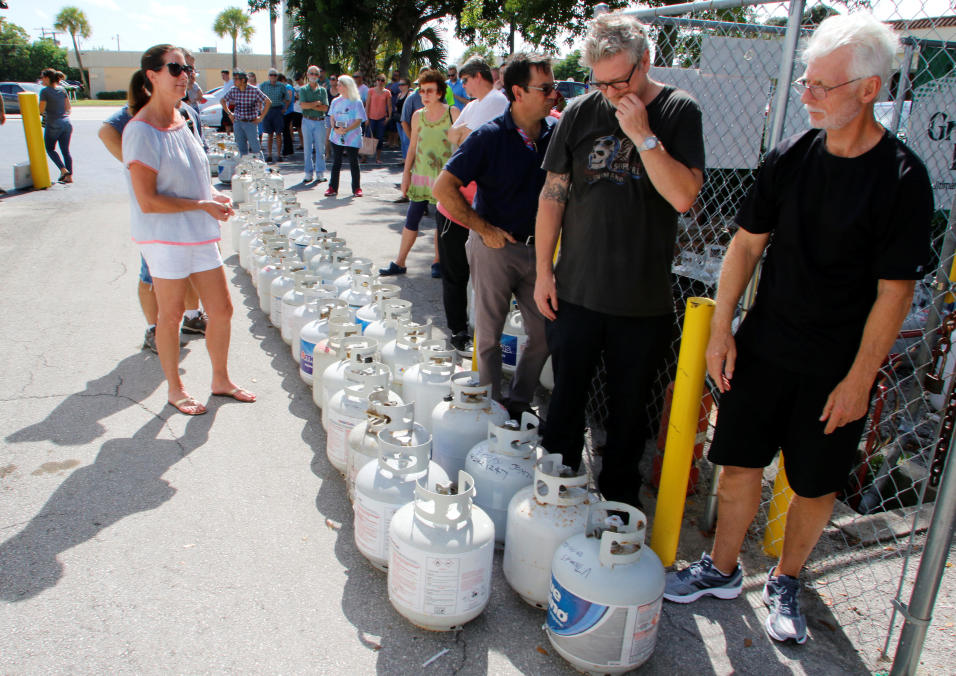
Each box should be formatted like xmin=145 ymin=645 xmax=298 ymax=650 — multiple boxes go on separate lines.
xmin=0 ymin=107 xmax=949 ymax=674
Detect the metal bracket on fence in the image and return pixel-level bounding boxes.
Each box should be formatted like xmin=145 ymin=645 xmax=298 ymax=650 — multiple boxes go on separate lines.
xmin=892 ymin=598 xmax=932 ymax=627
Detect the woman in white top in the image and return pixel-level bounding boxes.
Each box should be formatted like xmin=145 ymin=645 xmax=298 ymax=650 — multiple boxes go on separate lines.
xmin=124 ymin=44 xmax=255 ymax=415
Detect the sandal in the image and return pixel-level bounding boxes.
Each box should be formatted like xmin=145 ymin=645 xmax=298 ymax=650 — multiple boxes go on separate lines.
xmin=58 ymin=172 xmax=73 ymax=184
xmin=168 ymin=397 xmax=207 ymax=416
xmin=212 ymin=387 xmax=256 ymax=403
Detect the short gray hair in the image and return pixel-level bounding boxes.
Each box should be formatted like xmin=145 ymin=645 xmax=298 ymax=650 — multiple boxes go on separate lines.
xmin=581 ymin=12 xmax=651 ymax=69
xmin=802 ymin=13 xmax=900 ymax=86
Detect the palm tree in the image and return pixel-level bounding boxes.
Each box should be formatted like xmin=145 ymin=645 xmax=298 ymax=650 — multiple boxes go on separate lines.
xmin=54 ymin=6 xmax=91 ymax=97
xmin=213 ymin=7 xmax=255 ymax=71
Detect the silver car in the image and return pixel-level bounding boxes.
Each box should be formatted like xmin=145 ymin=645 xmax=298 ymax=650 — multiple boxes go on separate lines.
xmin=0 ymin=82 xmax=44 ymax=114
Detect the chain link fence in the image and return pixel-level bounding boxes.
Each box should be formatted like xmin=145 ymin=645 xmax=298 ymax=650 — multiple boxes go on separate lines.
xmin=574 ymin=2 xmax=956 ymax=670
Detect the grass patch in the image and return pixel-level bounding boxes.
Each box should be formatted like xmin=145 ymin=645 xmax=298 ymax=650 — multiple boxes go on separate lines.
xmin=71 ymin=99 xmax=126 ymax=107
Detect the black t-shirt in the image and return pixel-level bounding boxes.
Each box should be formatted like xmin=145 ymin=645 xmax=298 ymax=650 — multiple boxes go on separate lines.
xmin=735 ymin=128 xmax=933 ymax=376
xmin=542 ymin=87 xmax=705 ymax=317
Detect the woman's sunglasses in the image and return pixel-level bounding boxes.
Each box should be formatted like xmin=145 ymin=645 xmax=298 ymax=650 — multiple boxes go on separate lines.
xmin=156 ymin=62 xmax=194 ymax=77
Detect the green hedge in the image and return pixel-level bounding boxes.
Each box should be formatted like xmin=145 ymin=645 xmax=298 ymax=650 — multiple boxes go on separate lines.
xmin=96 ymin=90 xmax=127 ymax=100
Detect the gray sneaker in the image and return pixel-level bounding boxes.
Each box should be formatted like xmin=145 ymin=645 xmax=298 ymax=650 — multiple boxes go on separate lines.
xmin=181 ymin=312 xmax=208 ymax=335
xmin=142 ymin=327 xmax=158 ymax=353
xmin=763 ymin=568 xmax=807 ymax=644
xmin=664 ymin=552 xmax=743 ymax=603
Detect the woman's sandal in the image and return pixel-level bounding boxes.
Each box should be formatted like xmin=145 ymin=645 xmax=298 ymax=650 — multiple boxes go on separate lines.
xmin=58 ymin=172 xmax=73 ymax=184
xmin=212 ymin=387 xmax=256 ymax=403
xmin=168 ymin=397 xmax=207 ymax=416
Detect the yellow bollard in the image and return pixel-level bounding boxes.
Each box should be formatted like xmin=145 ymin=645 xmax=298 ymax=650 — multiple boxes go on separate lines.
xmin=471 ymin=330 xmax=478 ymax=372
xmin=651 ymin=297 xmax=715 ymax=566
xmin=18 ymin=92 xmax=51 ymax=189
xmin=945 ymin=257 xmax=956 ymax=304
xmin=763 ymin=456 xmax=794 ymax=557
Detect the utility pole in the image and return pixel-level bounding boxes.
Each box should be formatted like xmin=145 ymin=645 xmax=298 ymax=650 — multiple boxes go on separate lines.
xmin=114 ymin=34 xmax=120 ymax=51
xmin=35 ymin=27 xmax=63 ymax=45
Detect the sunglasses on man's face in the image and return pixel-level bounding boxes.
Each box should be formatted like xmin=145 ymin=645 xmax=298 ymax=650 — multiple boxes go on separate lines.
xmin=157 ymin=62 xmax=194 ymax=77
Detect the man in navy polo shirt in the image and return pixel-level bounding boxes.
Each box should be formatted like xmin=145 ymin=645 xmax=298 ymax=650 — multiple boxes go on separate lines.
xmin=432 ymin=52 xmax=557 ymax=420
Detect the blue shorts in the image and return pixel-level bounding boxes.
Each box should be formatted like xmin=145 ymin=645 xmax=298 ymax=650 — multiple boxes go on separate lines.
xmin=262 ymin=107 xmax=285 ymax=134
xmin=140 ymin=255 xmax=152 ymax=284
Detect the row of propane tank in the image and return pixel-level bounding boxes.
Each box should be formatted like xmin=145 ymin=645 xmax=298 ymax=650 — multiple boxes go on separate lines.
xmin=227 ymin=159 xmax=665 ymax=674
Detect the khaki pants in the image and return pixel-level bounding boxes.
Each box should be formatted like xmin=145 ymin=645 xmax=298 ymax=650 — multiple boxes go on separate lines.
xmin=465 ymin=231 xmax=549 ymax=403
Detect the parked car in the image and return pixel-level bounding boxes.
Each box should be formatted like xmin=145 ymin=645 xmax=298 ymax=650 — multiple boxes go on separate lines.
xmin=0 ymin=82 xmax=43 ymax=114
xmin=556 ymin=80 xmax=588 ymax=101
xmin=198 ymin=85 xmax=228 ymax=128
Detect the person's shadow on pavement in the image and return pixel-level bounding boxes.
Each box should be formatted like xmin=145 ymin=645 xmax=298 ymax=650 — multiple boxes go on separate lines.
xmin=5 ymin=350 xmax=175 ymax=447
xmin=0 ymin=405 xmax=215 ymax=602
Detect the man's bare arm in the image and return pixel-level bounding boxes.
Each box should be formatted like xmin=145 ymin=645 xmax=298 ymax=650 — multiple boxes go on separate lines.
xmin=533 ymin=171 xmax=570 ymax=320
xmin=98 ymin=123 xmax=123 ymax=162
xmin=705 ymin=229 xmax=770 ymax=391
xmin=821 ymin=279 xmax=915 ymax=434
xmin=432 ymin=170 xmax=514 ymax=248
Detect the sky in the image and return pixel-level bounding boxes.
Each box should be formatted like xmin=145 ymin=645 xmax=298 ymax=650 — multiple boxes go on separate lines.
xmin=4 ymin=0 xmax=953 ymax=66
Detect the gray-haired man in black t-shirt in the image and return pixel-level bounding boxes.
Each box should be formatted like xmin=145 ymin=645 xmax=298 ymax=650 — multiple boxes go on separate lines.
xmin=534 ymin=12 xmax=705 ymax=509
xmin=664 ymin=13 xmax=933 ymax=645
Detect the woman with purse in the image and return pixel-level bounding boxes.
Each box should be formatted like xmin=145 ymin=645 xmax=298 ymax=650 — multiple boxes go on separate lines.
xmin=123 ymin=44 xmax=255 ymax=415
xmin=379 ymin=69 xmax=459 ymax=277
xmin=325 ymin=75 xmax=367 ymax=197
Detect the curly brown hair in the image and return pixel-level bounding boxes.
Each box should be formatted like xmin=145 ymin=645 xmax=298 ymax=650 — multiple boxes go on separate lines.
xmin=415 ymin=68 xmax=447 ymax=98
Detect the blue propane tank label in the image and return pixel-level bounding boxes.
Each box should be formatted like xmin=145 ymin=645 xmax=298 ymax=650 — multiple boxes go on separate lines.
xmin=500 ymin=334 xmax=518 ymax=367
xmin=357 ymin=317 xmax=371 ymax=331
xmin=547 ymin=574 xmax=662 ymax=668
xmin=300 ymin=339 xmax=316 ymax=375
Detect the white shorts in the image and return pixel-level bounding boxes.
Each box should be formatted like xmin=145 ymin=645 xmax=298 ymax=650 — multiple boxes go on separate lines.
xmin=139 ymin=242 xmax=222 ymax=280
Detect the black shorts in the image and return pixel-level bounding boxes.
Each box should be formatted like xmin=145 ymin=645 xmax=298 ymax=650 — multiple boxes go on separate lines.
xmin=262 ymin=107 xmax=284 ymax=134
xmin=707 ymin=351 xmax=867 ymax=498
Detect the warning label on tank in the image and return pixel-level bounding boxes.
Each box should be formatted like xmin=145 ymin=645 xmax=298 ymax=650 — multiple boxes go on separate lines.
xmin=388 ymin=535 xmax=492 ymax=617
xmin=300 ymin=339 xmax=316 ymax=375
xmin=547 ymin=575 xmax=661 ymax=668
xmin=328 ymin=416 xmax=361 ymax=469
xmin=354 ymin=494 xmax=399 ymax=563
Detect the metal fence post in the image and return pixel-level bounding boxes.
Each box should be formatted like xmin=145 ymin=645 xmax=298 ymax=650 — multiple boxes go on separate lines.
xmin=890 ymin=432 xmax=956 ymax=676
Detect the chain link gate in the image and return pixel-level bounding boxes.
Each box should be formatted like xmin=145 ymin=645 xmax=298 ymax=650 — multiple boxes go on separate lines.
xmin=572 ymin=2 xmax=956 ymax=670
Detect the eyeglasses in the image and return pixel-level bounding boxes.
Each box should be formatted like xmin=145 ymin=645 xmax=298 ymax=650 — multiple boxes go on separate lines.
xmin=526 ymin=81 xmax=557 ymax=96
xmin=399 ymin=82 xmax=409 ymax=87
xmin=269 ymin=74 xmax=278 ymax=78
xmin=420 ymin=87 xmax=439 ymax=96
xmin=590 ymin=63 xmax=637 ymax=92
xmin=792 ymin=77 xmax=863 ymax=100
xmin=156 ymin=62 xmax=194 ymax=77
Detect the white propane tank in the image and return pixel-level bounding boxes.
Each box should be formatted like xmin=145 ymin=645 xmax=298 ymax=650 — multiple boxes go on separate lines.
xmin=465 ymin=413 xmax=545 ymax=544
xmin=431 ymin=373 xmax=508 ymax=479
xmin=546 ymin=502 xmax=665 ymax=674
xmin=317 ymin=248 xmax=353 ymax=285
xmin=308 ymin=314 xmax=361 ymax=388
xmin=280 ymin=274 xmax=326 ymax=345
xmin=382 ymin=321 xmax=434 ymax=396
xmin=217 ymin=153 xmax=237 ymax=183
xmin=257 ymin=255 xmax=291 ymax=316
xmin=364 ymin=299 xmax=413 ymax=342
xmin=539 ymin=355 xmax=554 ymax=391
xmin=320 ymin=336 xmax=381 ymax=427
xmin=233 ymin=172 xmax=253 ymax=204
xmin=306 ymin=237 xmax=347 ymax=274
xmin=291 ymin=293 xmax=343 ymax=364
xmin=269 ymin=262 xmax=306 ymax=329
xmin=387 ymin=471 xmax=495 ymax=631
xmin=326 ymin=363 xmax=403 ymax=475
xmin=402 ymin=342 xmax=461 ymax=432
xmin=347 ymin=397 xmax=415 ymax=503
xmin=353 ymin=423 xmax=448 ymax=570
xmin=239 ymin=221 xmax=271 ymax=272
xmin=356 ymin=284 xmax=402 ymax=331
xmin=298 ymin=311 xmax=356 ymax=385
xmin=500 ymin=306 xmax=529 ymax=374
xmin=231 ymin=203 xmax=256 ymax=252
xmin=339 ymin=273 xmax=374 ymax=312
xmin=503 ymin=454 xmax=590 ymax=608
xmin=334 ymin=257 xmax=374 ymax=295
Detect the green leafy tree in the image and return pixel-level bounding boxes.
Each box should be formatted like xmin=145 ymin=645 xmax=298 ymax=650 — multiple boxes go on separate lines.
xmin=553 ymin=49 xmax=587 ymax=81
xmin=459 ymin=44 xmax=497 ymax=67
xmin=0 ymin=18 xmax=31 ymax=80
xmin=248 ymin=0 xmax=280 ymax=69
xmin=54 ymin=6 xmax=91 ymax=96
xmin=213 ymin=7 xmax=256 ymax=71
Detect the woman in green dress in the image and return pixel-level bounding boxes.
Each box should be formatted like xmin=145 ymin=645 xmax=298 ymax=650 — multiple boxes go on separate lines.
xmin=379 ymin=68 xmax=460 ymax=277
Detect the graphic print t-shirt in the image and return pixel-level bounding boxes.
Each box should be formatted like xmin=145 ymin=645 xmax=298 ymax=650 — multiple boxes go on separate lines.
xmin=542 ymin=87 xmax=705 ymax=317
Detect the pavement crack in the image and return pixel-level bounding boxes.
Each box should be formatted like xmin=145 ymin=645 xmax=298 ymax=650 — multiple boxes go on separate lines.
xmin=450 ymin=628 xmax=467 ymax=675
xmin=107 ymin=261 xmax=128 ymax=285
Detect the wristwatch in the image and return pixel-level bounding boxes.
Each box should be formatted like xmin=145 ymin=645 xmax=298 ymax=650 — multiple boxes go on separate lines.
xmin=637 ymin=135 xmax=659 ymax=152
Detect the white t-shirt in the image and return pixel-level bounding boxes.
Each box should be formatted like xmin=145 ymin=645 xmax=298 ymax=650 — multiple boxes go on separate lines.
xmin=122 ymin=116 xmax=219 ymax=245
xmin=452 ymin=88 xmax=509 ymax=132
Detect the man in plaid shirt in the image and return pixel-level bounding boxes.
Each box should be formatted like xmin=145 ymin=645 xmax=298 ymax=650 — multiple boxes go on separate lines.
xmin=222 ymin=70 xmax=269 ymax=157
